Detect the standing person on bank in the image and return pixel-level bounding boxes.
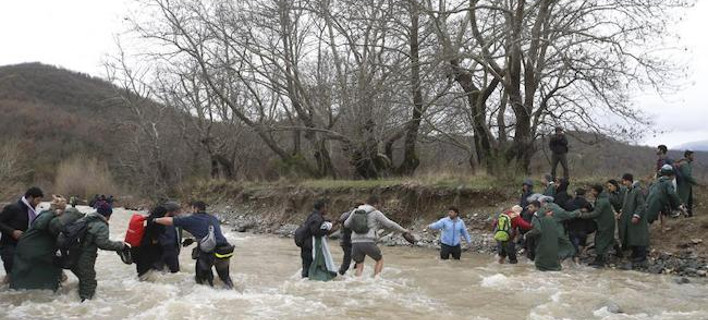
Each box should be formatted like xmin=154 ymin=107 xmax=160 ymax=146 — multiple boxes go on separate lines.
xmin=428 ymin=207 xmax=472 ymax=260
xmin=676 ymin=150 xmax=699 ymax=217
xmin=549 ymin=127 xmax=570 ymax=180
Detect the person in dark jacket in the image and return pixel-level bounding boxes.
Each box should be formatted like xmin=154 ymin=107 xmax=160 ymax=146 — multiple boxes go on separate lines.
xmin=154 ymin=201 xmax=234 ymax=289
xmin=618 ymin=173 xmax=649 ymax=269
xmin=299 ymin=199 xmax=332 ymax=278
xmin=132 ymin=206 xmax=168 ymax=279
xmin=549 ymin=127 xmax=570 ymax=180
xmin=0 ymin=187 xmax=44 ymax=278
xmin=675 ymin=150 xmax=699 ymax=217
xmin=520 ymin=179 xmax=534 ymax=218
xmin=554 ymin=179 xmax=571 ymax=208
xmin=655 ymin=145 xmax=674 ymax=176
xmin=564 ymin=188 xmax=594 ymax=260
xmin=157 ymin=201 xmax=182 ymax=273
xmin=72 ymin=203 xmax=129 ymax=301
xmin=337 ymin=201 xmax=362 ymax=276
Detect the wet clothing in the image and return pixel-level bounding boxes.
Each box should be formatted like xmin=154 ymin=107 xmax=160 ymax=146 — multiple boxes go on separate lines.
xmin=344 ymin=204 xmax=407 ymax=244
xmin=0 ymin=199 xmax=37 ymax=273
xmin=308 ymin=222 xmax=337 ymax=281
xmin=541 ymin=203 xmax=580 ymax=260
xmin=72 ymin=212 xmax=125 ymax=300
xmin=564 ymin=196 xmax=595 ymax=255
xmin=497 ymin=241 xmax=517 ymax=263
xmin=527 ymin=215 xmax=561 ymax=271
xmin=10 ymin=208 xmax=84 ymax=290
xmin=299 ymin=210 xmax=329 ymax=278
xmin=440 ymin=243 xmax=461 ymax=260
xmin=352 ymin=242 xmax=382 ymax=263
xmin=646 ymin=176 xmax=682 ymax=223
xmin=619 ymin=183 xmax=648 ymax=249
xmin=174 ymin=211 xmax=233 ymax=287
xmin=428 ymin=217 xmax=472 ymax=247
xmin=338 ymin=210 xmax=354 ymax=275
xmin=676 ymin=159 xmax=697 ymax=216
xmin=579 ymin=192 xmax=615 ymax=258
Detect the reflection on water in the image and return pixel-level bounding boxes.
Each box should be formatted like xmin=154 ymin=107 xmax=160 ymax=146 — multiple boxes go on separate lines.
xmin=1 ymin=208 xmax=707 ymax=320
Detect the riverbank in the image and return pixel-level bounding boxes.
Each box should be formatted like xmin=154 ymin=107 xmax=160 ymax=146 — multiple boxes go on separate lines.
xmin=182 ymin=178 xmax=708 ymax=279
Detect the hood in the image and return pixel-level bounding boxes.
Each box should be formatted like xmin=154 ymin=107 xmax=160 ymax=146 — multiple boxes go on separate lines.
xmin=358 ymin=204 xmax=376 ymax=212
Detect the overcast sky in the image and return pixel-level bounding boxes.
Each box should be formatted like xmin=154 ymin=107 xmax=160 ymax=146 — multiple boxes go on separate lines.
xmin=1 ymin=0 xmax=706 ymax=149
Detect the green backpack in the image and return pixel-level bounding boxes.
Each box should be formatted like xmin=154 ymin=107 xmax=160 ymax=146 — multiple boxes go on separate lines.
xmin=350 ymin=209 xmax=370 ymax=234
xmin=494 ymin=213 xmax=512 ymax=242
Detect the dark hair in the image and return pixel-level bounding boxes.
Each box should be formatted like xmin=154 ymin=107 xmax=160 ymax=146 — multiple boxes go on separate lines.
xmin=313 ymin=199 xmax=328 ymax=210
xmin=149 ymin=205 xmax=168 ymax=218
xmin=529 ymin=201 xmax=541 ymax=208
xmin=25 ymin=187 xmax=44 ymax=199
xmin=606 ymin=179 xmax=620 ymax=189
xmin=555 ymin=126 xmax=563 ymax=133
xmin=191 ymin=200 xmax=207 ymax=211
xmin=657 ymin=145 xmax=668 ymax=154
xmin=685 ymin=150 xmax=694 ymax=158
xmin=574 ymin=188 xmax=586 ymax=196
xmin=622 ymin=173 xmax=634 ymax=182
xmin=448 ymin=206 xmax=460 ymax=214
xmin=367 ymin=194 xmax=381 ymax=206
xmin=591 ymin=184 xmax=604 ymax=193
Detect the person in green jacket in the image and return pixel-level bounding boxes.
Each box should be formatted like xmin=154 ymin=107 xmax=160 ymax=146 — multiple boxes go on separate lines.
xmin=72 ymin=203 xmax=128 ymax=301
xmin=10 ymin=196 xmax=84 ymax=290
xmin=618 ymin=174 xmax=649 ymax=269
xmin=539 ymin=196 xmax=580 ymax=261
xmin=578 ymin=185 xmax=616 ymax=268
xmin=606 ymin=179 xmax=625 ymax=213
xmin=646 ymin=165 xmax=685 ymax=232
xmin=676 ymin=150 xmax=699 ymax=217
xmin=526 ymin=201 xmax=561 ymax=271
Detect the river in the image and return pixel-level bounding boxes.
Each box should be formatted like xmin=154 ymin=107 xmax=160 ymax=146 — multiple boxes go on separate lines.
xmin=1 ymin=207 xmax=707 ymax=320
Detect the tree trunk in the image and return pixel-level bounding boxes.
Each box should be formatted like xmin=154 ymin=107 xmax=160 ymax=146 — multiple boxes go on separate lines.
xmin=397 ymin=0 xmax=423 ymax=176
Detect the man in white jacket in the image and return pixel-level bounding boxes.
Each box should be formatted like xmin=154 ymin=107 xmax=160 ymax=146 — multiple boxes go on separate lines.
xmin=344 ymin=195 xmax=409 ymax=277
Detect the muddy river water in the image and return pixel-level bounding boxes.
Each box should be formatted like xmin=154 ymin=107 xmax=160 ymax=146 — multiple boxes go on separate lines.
xmin=1 ymin=208 xmax=707 ymax=320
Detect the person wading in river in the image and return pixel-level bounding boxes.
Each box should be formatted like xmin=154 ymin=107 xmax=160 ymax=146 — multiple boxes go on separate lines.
xmin=153 ymin=201 xmax=235 ymax=289
xmin=344 ymin=195 xmax=409 ymax=277
xmin=428 ymin=206 xmax=472 ymax=260
xmin=337 ymin=201 xmax=363 ymax=275
xmin=526 ymin=201 xmax=561 ymax=271
xmin=0 ymin=187 xmax=44 ymax=283
xmin=493 ymin=205 xmax=532 ymax=264
xmin=578 ymin=185 xmax=616 ymax=268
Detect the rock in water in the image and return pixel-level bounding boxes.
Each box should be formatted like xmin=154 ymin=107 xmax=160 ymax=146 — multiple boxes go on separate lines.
xmin=673 ymin=277 xmax=691 ymax=285
xmin=606 ymin=302 xmax=623 ymax=314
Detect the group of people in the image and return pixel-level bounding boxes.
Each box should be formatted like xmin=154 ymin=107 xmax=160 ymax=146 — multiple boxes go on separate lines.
xmin=491 ymin=142 xmax=699 ymax=272
xmin=0 ymin=190 xmax=235 ymax=301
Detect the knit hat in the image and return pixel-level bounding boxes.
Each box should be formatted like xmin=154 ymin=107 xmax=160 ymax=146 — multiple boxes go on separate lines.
xmin=511 ymin=205 xmax=523 ymax=216
xmin=97 ymin=202 xmax=113 ymax=217
xmin=522 ymin=179 xmax=534 ymax=187
xmin=660 ymin=164 xmax=674 ymax=176
xmin=543 ymin=174 xmax=553 ymax=183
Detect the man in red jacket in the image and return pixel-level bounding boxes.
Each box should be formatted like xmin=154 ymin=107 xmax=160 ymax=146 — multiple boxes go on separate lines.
xmin=494 ymin=205 xmax=533 ymax=264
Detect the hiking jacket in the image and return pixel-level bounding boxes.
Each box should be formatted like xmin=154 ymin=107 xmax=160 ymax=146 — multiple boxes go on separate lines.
xmin=619 ymin=183 xmax=648 ymax=247
xmin=80 ymin=213 xmax=125 ymax=254
xmin=676 ymin=159 xmax=697 ymax=204
xmin=344 ymin=204 xmax=407 ymax=244
xmin=10 ymin=208 xmax=84 ymax=290
xmin=645 ymin=176 xmax=682 ymax=223
xmin=0 ymin=199 xmax=33 ymax=246
xmin=549 ymin=134 xmax=569 ymax=154
xmin=579 ymin=192 xmax=615 ymax=256
xmin=429 ymin=217 xmax=471 ymax=246
xmin=492 ymin=214 xmax=532 ymax=240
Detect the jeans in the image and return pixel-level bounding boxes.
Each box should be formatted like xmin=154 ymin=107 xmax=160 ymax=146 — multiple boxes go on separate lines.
xmin=339 ymin=243 xmax=352 ymax=274
xmin=440 ymin=243 xmax=461 ymax=260
xmin=0 ymin=244 xmax=16 ymax=274
xmin=497 ymin=241 xmax=517 ymax=263
xmin=551 ymin=153 xmax=569 ymax=180
xmin=300 ymin=247 xmax=313 ymax=278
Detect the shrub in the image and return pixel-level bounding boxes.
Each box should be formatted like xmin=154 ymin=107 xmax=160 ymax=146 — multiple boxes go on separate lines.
xmin=54 ymin=156 xmax=120 ymax=199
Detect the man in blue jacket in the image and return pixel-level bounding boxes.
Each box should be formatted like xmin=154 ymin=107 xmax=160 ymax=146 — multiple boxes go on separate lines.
xmin=428 ymin=207 xmax=472 ymax=260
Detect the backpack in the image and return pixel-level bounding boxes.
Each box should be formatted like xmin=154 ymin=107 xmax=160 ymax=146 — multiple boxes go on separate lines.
xmin=54 ymin=218 xmax=89 ymax=269
xmin=350 ymin=209 xmax=370 ymax=234
xmin=294 ymin=223 xmax=309 ymax=247
xmin=199 ymin=224 xmax=217 ymax=253
xmin=124 ymin=214 xmax=146 ymax=248
xmin=493 ymin=213 xmax=512 ymax=242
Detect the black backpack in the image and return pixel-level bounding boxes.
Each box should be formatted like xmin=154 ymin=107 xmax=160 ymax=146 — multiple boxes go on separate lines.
xmin=55 ymin=218 xmax=89 ymax=269
xmin=294 ymin=223 xmax=309 ymax=247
